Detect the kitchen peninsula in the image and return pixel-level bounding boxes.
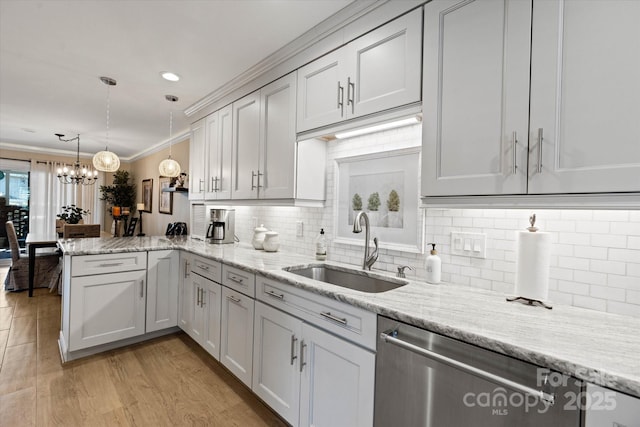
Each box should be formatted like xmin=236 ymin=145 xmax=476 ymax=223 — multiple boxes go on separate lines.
xmin=57 ymin=236 xmax=640 ymax=402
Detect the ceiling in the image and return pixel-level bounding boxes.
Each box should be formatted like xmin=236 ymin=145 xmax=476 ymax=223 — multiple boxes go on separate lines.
xmin=0 ymin=0 xmax=353 ymax=161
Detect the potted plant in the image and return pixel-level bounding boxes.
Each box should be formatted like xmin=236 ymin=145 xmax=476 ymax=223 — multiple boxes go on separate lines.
xmin=386 ymin=189 xmax=402 ymax=228
xmin=367 ymin=192 xmax=380 ymax=226
xmin=352 ymin=193 xmax=362 ymax=224
xmin=99 ymin=170 xmax=136 ymax=235
xmin=56 ymin=205 xmax=90 ymax=236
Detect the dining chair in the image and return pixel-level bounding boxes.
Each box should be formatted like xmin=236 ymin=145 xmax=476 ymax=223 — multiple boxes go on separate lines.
xmin=62 ymin=224 xmax=101 ymax=238
xmin=3 ymin=221 xmax=61 ymax=292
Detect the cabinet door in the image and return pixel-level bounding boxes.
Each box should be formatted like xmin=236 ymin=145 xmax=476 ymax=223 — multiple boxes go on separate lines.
xmin=178 ymin=253 xmax=193 ymax=333
xmin=231 ymin=91 xmax=261 ymax=199
xmin=221 ymin=287 xmax=255 ymax=387
xmin=189 ymin=118 xmax=206 ymax=200
xmin=296 ymin=49 xmax=346 ymax=132
xmin=69 ymin=270 xmax=146 ymax=351
xmin=217 ymin=104 xmax=234 ymax=200
xmin=260 ymin=73 xmax=297 ymax=199
xmin=204 ymin=111 xmax=220 ymax=200
xmin=529 ymin=0 xmax=640 ymax=194
xmin=146 ymin=250 xmax=179 ymax=333
xmin=202 ymin=279 xmax=222 ymax=360
xmin=348 ymin=8 xmax=422 ymax=119
xmin=422 ymin=0 xmax=531 ymax=196
xmin=299 ymin=323 xmax=375 ymax=427
xmin=190 ymin=274 xmax=207 ymax=343
xmin=252 ymin=302 xmax=302 ymax=426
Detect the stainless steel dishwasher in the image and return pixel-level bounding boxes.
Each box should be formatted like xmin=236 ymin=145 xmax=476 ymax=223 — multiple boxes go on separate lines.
xmin=374 ymin=316 xmax=583 ymax=426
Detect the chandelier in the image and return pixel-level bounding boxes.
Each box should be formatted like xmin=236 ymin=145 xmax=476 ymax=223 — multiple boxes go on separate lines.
xmin=158 ymin=95 xmax=181 ymax=178
xmin=93 ymin=76 xmax=121 ymax=172
xmin=55 ymin=134 xmax=99 ymax=185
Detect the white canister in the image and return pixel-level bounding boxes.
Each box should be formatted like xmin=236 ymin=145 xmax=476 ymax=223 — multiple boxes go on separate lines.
xmin=263 ymin=231 xmax=280 ymax=252
xmin=252 ymin=224 xmax=268 ymax=250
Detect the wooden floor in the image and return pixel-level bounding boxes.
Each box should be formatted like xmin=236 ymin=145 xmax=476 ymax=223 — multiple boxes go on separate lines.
xmin=0 ymin=267 xmax=287 ymax=426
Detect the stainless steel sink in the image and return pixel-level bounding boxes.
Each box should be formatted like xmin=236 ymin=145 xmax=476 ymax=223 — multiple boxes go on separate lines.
xmin=283 ymin=265 xmax=408 ymax=293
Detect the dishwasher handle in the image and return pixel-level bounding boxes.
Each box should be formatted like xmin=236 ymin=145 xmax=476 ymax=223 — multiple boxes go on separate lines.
xmin=380 ymin=331 xmax=555 ymax=406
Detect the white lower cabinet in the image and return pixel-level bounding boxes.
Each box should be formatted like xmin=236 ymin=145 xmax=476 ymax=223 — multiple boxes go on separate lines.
xmin=191 ymin=272 xmax=223 ymax=359
xmin=221 ymin=286 xmax=255 ymax=387
xmin=146 ymin=250 xmax=179 ymax=333
xmin=69 ymin=269 xmax=147 ymax=351
xmin=253 ymin=301 xmax=375 ymax=427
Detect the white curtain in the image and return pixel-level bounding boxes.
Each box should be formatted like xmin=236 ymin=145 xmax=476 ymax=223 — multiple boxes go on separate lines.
xmin=29 ymin=160 xmax=103 ymax=237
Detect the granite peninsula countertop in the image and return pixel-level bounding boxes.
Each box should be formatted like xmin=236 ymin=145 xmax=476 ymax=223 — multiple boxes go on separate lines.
xmin=58 ymin=236 xmax=640 ymax=398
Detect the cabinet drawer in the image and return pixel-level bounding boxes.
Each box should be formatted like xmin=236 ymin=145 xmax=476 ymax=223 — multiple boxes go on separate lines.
xmin=191 ymin=255 xmax=222 ymax=283
xmin=256 ymin=275 xmax=376 ymax=350
xmin=222 ymin=265 xmax=255 ymax=298
xmin=71 ymin=252 xmax=147 ymax=277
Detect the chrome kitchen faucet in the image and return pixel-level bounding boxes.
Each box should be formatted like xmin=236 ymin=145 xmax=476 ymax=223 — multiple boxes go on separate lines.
xmin=353 ymin=211 xmax=379 ymax=270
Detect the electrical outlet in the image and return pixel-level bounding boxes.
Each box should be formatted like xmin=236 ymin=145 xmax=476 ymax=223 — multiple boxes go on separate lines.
xmin=296 ymin=221 xmax=304 ymax=237
xmin=451 ymin=232 xmax=486 ymax=258
xmin=252 ymin=217 xmax=258 ymax=228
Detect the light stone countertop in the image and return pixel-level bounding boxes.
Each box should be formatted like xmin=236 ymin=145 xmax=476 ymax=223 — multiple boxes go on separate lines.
xmin=58 ymin=236 xmax=640 ymax=398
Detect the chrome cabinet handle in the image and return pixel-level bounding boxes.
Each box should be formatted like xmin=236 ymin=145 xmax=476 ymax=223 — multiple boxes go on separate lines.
xmin=380 ymin=331 xmax=555 ymax=405
xmin=99 ymin=262 xmax=123 ymax=268
xmin=265 ymin=290 xmax=284 ymax=300
xmin=140 ymin=280 xmax=144 ymax=298
xmin=184 ymin=260 xmax=190 ymax=278
xmin=290 ymin=335 xmax=298 ymax=366
xmin=512 ymin=131 xmax=518 ymax=175
xmin=214 ymin=176 xmax=220 ymax=192
xmin=320 ymin=311 xmax=347 ymax=325
xmin=337 ymin=81 xmax=344 ymax=114
xmin=200 ymin=289 xmax=206 ymax=307
xmin=251 ymin=171 xmax=257 ymax=190
xmin=537 ymin=128 xmax=543 ymax=174
xmin=347 ymin=77 xmax=355 ymax=114
xmin=229 ymin=275 xmax=244 ymax=284
xmin=299 ymin=340 xmax=307 ymax=372
xmin=257 ymin=170 xmax=263 ymax=189
xmin=199 ymin=179 xmax=204 ymax=192
xmin=210 ymin=177 xmax=215 ymax=192
xmin=227 ymin=294 xmax=242 ymax=304
xmin=196 ymin=287 xmax=201 ymax=306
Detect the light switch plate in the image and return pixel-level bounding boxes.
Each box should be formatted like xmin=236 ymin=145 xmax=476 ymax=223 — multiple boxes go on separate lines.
xmin=451 ymin=232 xmax=486 ymax=259
xmin=296 ymin=221 xmax=304 ymax=237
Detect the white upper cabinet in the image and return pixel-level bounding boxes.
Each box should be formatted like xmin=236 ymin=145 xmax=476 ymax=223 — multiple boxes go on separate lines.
xmin=205 ymin=105 xmax=233 ymax=199
xmin=231 ymin=91 xmax=261 ymax=200
xmin=528 ymin=0 xmax=640 ymax=194
xmin=297 ymin=8 xmax=423 ymax=133
xmin=422 ymin=0 xmax=640 ymax=199
xmin=422 ymin=0 xmax=531 ymax=196
xmin=189 ymin=118 xmax=206 ymax=200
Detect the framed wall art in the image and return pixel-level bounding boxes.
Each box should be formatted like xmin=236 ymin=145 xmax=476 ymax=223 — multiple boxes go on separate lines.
xmin=141 ymin=179 xmax=153 ymax=213
xmin=159 ymin=176 xmax=173 ymax=215
xmin=334 ymin=147 xmax=424 ymax=253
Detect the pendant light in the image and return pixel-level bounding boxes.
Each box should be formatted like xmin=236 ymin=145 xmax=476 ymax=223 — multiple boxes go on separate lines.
xmin=93 ymin=76 xmax=121 ymax=172
xmin=158 ymin=95 xmax=181 ymax=178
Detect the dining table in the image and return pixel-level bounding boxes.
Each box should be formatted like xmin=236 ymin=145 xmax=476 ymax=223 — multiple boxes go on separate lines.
xmin=25 ymin=232 xmax=59 ymax=297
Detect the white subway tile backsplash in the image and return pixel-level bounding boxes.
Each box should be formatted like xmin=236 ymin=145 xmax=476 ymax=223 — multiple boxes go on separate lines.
xmin=229 ymin=126 xmax=639 ymax=318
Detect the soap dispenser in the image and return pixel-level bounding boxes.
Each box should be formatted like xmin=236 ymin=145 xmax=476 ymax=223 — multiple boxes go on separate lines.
xmin=425 ymin=243 xmax=441 ymax=284
xmin=315 ymin=228 xmax=327 ymax=261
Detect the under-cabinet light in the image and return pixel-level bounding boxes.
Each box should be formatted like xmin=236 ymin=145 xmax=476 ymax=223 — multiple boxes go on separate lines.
xmin=334 ymin=116 xmax=421 ymax=139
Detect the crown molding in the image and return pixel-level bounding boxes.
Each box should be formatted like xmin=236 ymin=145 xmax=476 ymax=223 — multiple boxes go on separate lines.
xmin=127 ymin=130 xmax=190 ymax=162
xmin=184 ymin=0 xmax=387 ymax=118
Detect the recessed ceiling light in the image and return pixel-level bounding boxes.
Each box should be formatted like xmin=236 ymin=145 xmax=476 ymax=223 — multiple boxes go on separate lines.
xmin=21 ymin=128 xmax=36 ymax=133
xmin=161 ymin=71 xmax=180 ymax=82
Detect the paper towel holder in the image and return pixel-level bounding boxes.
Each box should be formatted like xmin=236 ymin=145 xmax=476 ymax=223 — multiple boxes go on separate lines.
xmin=506 ymin=295 xmax=552 ymax=309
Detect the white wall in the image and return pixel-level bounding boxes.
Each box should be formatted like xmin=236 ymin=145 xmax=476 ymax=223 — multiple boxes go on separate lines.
xmin=231 ymin=124 xmax=640 ymax=318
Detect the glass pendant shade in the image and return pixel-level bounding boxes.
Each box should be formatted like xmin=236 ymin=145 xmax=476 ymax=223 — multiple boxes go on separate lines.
xmin=158 ymin=157 xmax=181 ymax=177
xmin=93 ymin=149 xmax=120 ymax=172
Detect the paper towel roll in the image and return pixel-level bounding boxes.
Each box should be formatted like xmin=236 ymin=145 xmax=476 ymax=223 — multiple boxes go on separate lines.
xmin=514 ymin=231 xmax=552 ymax=301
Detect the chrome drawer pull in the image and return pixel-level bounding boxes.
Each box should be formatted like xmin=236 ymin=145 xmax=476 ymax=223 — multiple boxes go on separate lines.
xmin=265 ymin=290 xmax=284 ymax=300
xmin=227 ymin=295 xmax=242 ymax=304
xmin=99 ymin=262 xmax=124 ymax=267
xmin=197 ymin=263 xmax=210 ymax=271
xmin=320 ymin=311 xmax=347 ymax=325
xmin=229 ymin=275 xmax=244 ymax=284
xmin=380 ymin=331 xmax=555 ymax=406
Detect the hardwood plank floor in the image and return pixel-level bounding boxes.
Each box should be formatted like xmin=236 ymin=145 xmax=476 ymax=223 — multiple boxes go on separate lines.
xmin=0 ymin=267 xmax=288 ymax=426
